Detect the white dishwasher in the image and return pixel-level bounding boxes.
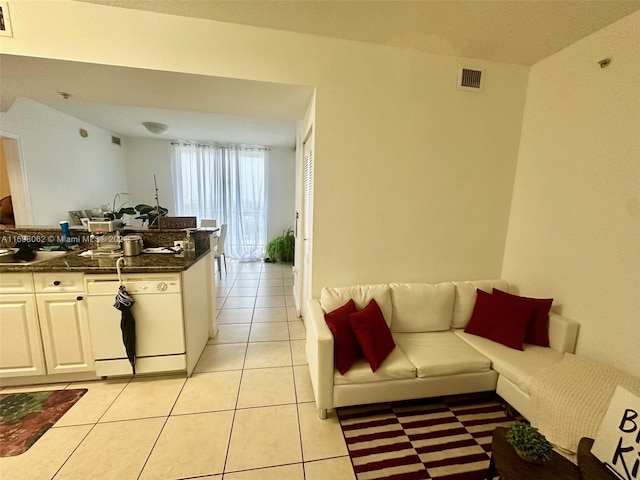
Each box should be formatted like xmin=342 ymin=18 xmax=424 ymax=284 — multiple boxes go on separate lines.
xmin=85 ymin=274 xmax=186 ymax=377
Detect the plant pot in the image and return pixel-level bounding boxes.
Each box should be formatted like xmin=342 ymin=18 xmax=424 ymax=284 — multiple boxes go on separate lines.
xmin=514 ymin=447 xmax=547 ymax=464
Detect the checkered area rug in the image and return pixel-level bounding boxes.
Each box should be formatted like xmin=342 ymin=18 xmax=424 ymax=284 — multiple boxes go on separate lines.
xmin=337 ymin=393 xmax=519 ymax=480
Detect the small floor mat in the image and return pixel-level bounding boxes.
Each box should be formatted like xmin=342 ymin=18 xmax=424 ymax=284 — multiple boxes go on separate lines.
xmin=0 ymin=389 xmax=88 ymax=457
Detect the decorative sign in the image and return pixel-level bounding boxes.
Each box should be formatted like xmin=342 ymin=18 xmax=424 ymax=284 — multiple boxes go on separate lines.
xmin=157 ymin=216 xmax=197 ymax=229
xmin=591 ymin=386 xmax=640 ymax=480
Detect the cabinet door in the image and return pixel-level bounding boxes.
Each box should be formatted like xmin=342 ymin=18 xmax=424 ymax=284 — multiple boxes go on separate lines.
xmin=36 ymin=293 xmax=94 ymax=374
xmin=0 ymin=294 xmax=46 ymax=377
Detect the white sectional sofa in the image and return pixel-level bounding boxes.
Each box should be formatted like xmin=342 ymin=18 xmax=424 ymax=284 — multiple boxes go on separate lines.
xmin=305 ymin=279 xmax=579 ymax=419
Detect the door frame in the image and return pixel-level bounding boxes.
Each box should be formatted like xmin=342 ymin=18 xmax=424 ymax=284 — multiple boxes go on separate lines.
xmin=1 ymin=131 xmax=33 ymax=225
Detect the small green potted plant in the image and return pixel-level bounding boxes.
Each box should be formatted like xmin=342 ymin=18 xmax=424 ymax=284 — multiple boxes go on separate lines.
xmin=264 ymin=228 xmax=295 ymax=263
xmin=134 ymin=204 xmax=169 ymax=227
xmin=506 ymin=421 xmax=553 ymax=464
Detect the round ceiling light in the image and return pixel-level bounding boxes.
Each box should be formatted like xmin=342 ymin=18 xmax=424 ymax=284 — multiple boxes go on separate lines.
xmin=142 ymin=121 xmax=170 ymax=135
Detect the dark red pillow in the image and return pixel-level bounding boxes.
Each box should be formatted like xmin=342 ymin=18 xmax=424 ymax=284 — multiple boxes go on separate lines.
xmin=493 ymin=288 xmax=552 ymax=347
xmin=464 ymin=289 xmax=496 ymax=337
xmin=348 ymin=299 xmax=395 ymax=372
xmin=465 ymin=289 xmax=536 ymax=350
xmin=324 ymin=299 xmax=360 ymax=374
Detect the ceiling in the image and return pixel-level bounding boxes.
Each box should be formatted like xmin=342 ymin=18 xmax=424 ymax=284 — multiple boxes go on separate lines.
xmin=0 ymin=55 xmax=313 ymax=146
xmin=77 ymin=0 xmax=640 ymax=66
xmin=4 ymin=1 xmax=639 ymax=146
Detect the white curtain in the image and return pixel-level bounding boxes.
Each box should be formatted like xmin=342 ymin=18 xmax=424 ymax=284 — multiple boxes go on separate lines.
xmin=172 ymin=143 xmax=268 ymax=262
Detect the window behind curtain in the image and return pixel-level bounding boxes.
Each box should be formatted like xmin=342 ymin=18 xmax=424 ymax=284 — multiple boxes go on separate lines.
xmin=172 ymin=143 xmax=268 ymax=262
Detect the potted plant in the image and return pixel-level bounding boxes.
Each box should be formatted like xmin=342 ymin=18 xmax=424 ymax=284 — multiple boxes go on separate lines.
xmin=106 ymin=206 xmax=137 ymax=221
xmin=134 ymin=204 xmax=168 ymax=227
xmin=265 ymin=228 xmax=295 ymax=263
xmin=506 ymin=421 xmax=553 ymax=464
xmin=104 ymin=193 xmax=137 ymax=222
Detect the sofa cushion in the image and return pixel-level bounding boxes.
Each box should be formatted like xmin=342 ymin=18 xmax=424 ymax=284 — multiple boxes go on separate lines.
xmin=393 ymin=331 xmax=491 ymax=378
xmin=464 ymin=289 xmax=535 ymax=350
xmin=453 ymin=329 xmax=564 ymax=394
xmin=324 ymin=299 xmax=360 ymax=375
xmin=390 ymin=283 xmax=455 ymax=333
xmin=451 ymin=279 xmax=509 ymax=328
xmin=493 ymin=288 xmax=552 ymax=347
xmin=334 ymin=347 xmax=416 ymax=385
xmin=321 ymin=284 xmax=392 ymax=326
xmin=348 ymin=299 xmax=396 ymax=372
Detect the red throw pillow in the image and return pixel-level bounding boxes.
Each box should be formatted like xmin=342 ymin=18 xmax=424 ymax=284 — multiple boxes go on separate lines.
xmin=493 ymin=288 xmax=552 ymax=347
xmin=324 ymin=299 xmax=360 ymax=374
xmin=348 ymin=299 xmax=395 ymax=372
xmin=465 ymin=289 xmax=536 ymax=350
xmin=464 ymin=289 xmax=495 ymax=337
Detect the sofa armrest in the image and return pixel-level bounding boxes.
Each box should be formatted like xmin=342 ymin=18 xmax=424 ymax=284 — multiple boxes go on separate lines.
xmin=548 ymin=312 xmax=580 ymax=354
xmin=305 ymin=299 xmax=335 ymax=411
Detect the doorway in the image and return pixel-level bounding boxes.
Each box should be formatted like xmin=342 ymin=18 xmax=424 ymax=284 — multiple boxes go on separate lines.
xmin=0 ymin=135 xmax=30 ymax=225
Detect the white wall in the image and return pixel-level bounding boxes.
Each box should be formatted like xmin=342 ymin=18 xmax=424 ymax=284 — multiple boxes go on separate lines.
xmin=1 ymin=1 xmax=529 ymax=296
xmin=502 ymin=11 xmax=640 ymax=376
xmin=122 ymin=137 xmax=174 ymax=227
xmin=0 ymin=98 xmax=127 ymax=225
xmin=267 ymin=146 xmax=295 ymax=240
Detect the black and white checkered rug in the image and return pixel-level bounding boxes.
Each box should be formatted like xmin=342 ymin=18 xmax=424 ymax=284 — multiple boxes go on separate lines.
xmin=337 ymin=393 xmax=518 ymax=480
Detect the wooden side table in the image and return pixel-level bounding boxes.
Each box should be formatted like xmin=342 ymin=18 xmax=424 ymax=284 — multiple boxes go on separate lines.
xmin=487 ymin=427 xmax=580 ymax=480
xmin=577 ymin=437 xmax=618 ymax=480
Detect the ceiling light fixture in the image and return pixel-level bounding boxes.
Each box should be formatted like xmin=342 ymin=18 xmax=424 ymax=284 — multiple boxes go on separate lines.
xmin=142 ymin=122 xmax=170 ymax=135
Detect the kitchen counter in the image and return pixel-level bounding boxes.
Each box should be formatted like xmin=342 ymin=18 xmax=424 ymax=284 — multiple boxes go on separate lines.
xmin=0 ymin=248 xmax=211 ymax=274
xmin=0 ymin=226 xmax=215 ymax=274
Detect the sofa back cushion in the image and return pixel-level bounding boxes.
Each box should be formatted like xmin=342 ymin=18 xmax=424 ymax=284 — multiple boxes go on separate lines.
xmin=451 ymin=279 xmax=509 ymax=329
xmin=320 ymin=284 xmax=392 ymax=325
xmin=389 ymin=283 xmax=455 ymax=332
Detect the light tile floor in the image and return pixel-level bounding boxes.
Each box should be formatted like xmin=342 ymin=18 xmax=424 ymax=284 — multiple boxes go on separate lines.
xmin=0 ymin=260 xmax=354 ymax=480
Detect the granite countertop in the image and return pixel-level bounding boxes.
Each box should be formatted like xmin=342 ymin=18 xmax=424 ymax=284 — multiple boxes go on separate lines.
xmin=0 ymin=248 xmax=211 ymax=274
xmin=0 ymin=226 xmax=214 ymax=274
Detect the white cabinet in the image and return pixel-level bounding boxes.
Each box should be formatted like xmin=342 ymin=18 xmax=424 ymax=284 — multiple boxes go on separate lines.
xmin=33 ymin=273 xmax=84 ymax=293
xmin=0 ymin=289 xmax=46 ymax=377
xmin=34 ymin=273 xmax=93 ymax=374
xmin=0 ymin=273 xmax=93 ymax=378
xmin=35 ymin=293 xmax=93 ymax=374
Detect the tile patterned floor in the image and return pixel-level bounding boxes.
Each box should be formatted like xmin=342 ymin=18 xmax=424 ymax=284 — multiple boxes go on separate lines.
xmin=0 ymin=260 xmax=354 ymax=480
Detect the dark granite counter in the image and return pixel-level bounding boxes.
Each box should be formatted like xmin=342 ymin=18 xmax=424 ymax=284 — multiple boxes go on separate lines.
xmin=0 ymin=248 xmax=211 ymax=274
xmin=0 ymin=226 xmax=215 ymax=274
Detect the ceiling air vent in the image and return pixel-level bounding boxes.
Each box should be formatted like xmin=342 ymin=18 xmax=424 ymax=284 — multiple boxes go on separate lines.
xmin=457 ymin=66 xmax=484 ymax=92
xmin=111 ymin=136 xmax=121 ymax=146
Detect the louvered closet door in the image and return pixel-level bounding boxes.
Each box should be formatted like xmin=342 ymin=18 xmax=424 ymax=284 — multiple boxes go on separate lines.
xmin=302 ymin=133 xmax=314 ymax=311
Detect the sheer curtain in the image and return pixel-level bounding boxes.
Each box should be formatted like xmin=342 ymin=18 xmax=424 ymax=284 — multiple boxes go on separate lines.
xmin=172 ymin=143 xmax=268 ymax=262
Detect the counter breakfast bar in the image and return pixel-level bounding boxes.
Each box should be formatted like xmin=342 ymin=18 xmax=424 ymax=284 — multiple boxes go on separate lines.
xmin=0 ymin=226 xmax=217 ymax=387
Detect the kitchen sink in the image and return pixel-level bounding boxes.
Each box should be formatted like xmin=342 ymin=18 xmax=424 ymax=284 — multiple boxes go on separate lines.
xmin=0 ymin=248 xmax=70 ymax=265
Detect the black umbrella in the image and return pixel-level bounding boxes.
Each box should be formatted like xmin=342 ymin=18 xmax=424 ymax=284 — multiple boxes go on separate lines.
xmin=114 ymin=273 xmax=136 ymax=375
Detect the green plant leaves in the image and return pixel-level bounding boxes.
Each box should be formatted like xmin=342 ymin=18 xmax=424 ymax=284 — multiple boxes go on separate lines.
xmin=265 ymin=227 xmax=295 ymax=262
xmin=506 ymin=421 xmax=553 ymax=462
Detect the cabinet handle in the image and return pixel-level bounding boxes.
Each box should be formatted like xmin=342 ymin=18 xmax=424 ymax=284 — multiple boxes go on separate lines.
xmin=77 ymin=296 xmax=83 ymax=301
xmin=53 ymin=280 xmax=61 ymax=286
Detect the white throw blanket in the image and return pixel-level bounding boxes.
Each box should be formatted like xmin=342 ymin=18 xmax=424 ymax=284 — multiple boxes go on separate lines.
xmin=529 ymin=354 xmax=640 ymax=455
